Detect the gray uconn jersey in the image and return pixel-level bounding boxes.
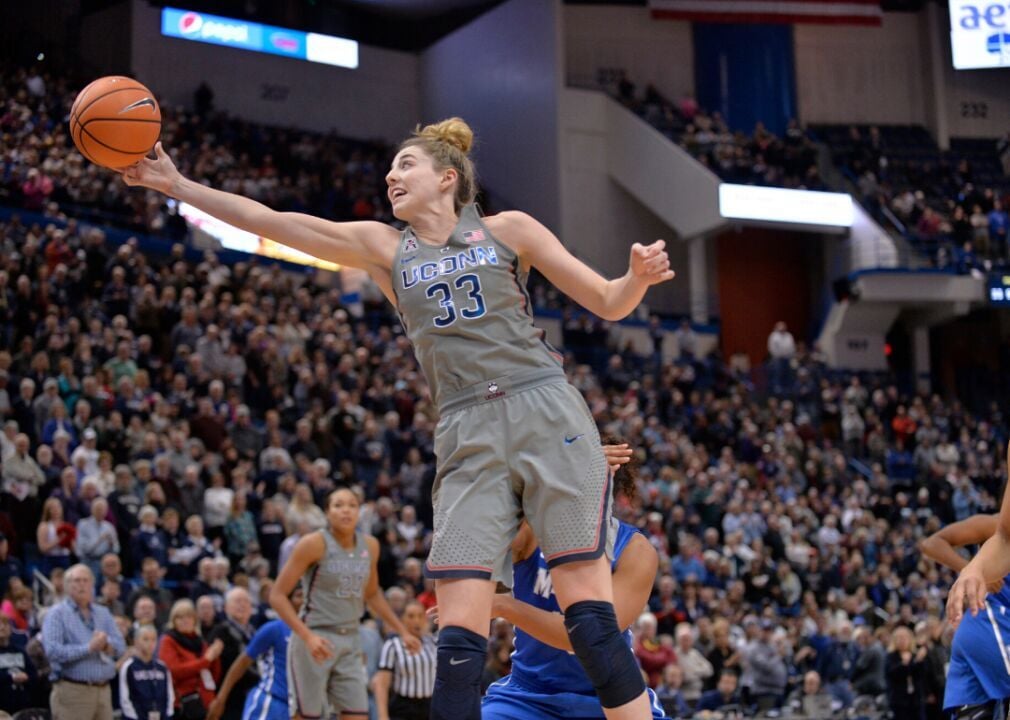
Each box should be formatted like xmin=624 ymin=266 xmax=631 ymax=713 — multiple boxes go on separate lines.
xmin=391 ymin=204 xmax=562 ymax=410
xmin=300 ymin=529 xmax=371 ymax=631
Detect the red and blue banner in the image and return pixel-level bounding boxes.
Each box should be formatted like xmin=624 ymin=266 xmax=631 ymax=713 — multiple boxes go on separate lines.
xmin=650 ymin=0 xmax=883 ymax=26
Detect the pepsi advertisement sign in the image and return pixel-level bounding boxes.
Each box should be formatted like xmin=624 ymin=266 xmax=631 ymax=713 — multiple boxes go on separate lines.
xmin=161 ymin=7 xmax=358 ymax=69
xmin=950 ymin=1 xmax=1010 ymax=69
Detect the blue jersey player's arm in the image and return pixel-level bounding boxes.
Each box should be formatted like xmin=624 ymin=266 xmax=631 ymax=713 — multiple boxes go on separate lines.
xmin=948 ymin=440 xmax=1010 ymax=625
xmin=920 ymin=514 xmax=998 ymax=573
xmin=206 ymin=624 xmax=279 ymax=720
xmin=492 ymin=532 xmax=658 ymax=652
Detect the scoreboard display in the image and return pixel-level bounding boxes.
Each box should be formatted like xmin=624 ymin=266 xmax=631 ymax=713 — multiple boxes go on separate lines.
xmin=988 ymin=274 xmax=1010 ymax=305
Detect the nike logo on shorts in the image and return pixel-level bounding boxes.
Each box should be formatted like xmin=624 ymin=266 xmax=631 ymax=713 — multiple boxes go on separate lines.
xmin=564 ymin=434 xmax=584 ymax=445
xmin=449 ymin=657 xmax=470 ymax=666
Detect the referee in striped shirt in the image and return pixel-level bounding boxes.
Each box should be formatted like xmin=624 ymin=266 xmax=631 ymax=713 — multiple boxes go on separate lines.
xmin=373 ymin=600 xmax=437 ymax=720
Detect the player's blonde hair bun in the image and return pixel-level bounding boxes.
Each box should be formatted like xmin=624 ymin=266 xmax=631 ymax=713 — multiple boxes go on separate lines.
xmin=415 ymin=117 xmax=474 ymax=155
xmin=400 ymin=117 xmax=478 ymax=213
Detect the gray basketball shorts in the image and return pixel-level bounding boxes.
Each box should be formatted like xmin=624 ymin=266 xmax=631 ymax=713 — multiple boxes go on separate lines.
xmin=424 ymin=379 xmax=612 ymax=585
xmin=288 ymin=628 xmax=368 ymax=718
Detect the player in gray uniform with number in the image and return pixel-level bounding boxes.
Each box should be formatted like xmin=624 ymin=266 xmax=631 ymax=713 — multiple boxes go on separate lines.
xmin=122 ymin=117 xmax=673 ymax=720
xmin=268 ymin=488 xmax=420 ymax=720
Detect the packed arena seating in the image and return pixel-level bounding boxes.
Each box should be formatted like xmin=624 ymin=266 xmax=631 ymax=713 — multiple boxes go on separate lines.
xmin=809 ymin=124 xmax=1010 ymax=272
xmin=601 ymin=71 xmax=1010 ymax=276
xmin=0 ymin=65 xmax=398 ymax=238
xmin=607 ymin=73 xmax=824 ymax=191
xmin=2 ymin=63 xmax=1008 ymax=719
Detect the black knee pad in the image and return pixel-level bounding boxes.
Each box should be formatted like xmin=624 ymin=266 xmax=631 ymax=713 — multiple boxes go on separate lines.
xmin=564 ymin=600 xmax=646 ymax=709
xmin=431 ymin=625 xmax=485 ymax=720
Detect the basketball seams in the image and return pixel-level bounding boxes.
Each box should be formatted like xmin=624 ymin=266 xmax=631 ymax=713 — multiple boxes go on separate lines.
xmin=80 ymin=118 xmax=161 ymax=125
xmin=80 ymin=124 xmax=156 ymax=159
xmin=72 ymin=84 xmax=149 ymax=123
xmin=69 ymin=77 xmax=161 ymax=168
xmin=75 ymin=132 xmax=103 ymax=166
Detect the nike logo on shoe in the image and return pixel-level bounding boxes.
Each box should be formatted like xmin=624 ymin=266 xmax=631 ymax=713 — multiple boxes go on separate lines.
xmin=449 ymin=657 xmax=471 ymax=666
xmin=564 ymin=434 xmax=584 ymax=445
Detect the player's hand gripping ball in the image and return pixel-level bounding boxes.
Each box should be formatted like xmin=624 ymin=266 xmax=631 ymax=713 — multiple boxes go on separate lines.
xmin=70 ymin=76 xmax=162 ymax=169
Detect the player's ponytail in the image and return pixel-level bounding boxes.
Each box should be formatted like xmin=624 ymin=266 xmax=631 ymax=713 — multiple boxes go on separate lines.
xmin=399 ymin=117 xmax=478 ymax=213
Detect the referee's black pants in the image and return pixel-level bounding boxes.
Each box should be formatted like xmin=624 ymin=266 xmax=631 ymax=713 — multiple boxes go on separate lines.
xmin=389 ymin=694 xmax=431 ymax=720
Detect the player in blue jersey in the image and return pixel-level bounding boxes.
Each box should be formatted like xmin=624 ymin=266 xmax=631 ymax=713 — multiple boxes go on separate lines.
xmin=922 ymin=512 xmax=1010 ymax=720
xmin=206 ymin=586 xmax=304 ymax=720
xmin=481 ymin=442 xmax=666 ymax=720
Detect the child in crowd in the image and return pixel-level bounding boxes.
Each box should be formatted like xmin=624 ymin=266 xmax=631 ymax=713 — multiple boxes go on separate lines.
xmin=119 ymin=625 xmax=174 ymax=720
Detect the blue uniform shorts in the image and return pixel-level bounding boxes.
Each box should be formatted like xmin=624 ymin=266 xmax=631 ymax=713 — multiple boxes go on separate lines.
xmin=482 ymin=675 xmax=666 ymax=720
xmin=244 ymin=687 xmax=289 ymax=720
xmin=945 ymin=602 xmax=1010 ymax=710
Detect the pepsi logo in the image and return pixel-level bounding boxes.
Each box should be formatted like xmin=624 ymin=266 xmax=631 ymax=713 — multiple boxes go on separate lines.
xmin=179 ymin=12 xmax=203 ymax=35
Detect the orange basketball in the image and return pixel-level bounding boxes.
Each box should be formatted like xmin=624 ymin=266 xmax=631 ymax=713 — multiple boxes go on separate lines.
xmin=69 ymin=76 xmax=162 ymax=169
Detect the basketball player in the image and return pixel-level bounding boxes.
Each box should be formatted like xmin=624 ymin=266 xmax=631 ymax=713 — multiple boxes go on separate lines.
xmin=921 ymin=513 xmax=1010 ymax=720
xmin=122 ymin=118 xmax=673 ymax=720
xmin=268 ymin=488 xmax=420 ymax=720
xmin=207 ymin=586 xmax=305 ymax=720
xmin=948 ymin=442 xmax=1010 ymax=624
xmin=480 ymin=442 xmax=667 ymax=720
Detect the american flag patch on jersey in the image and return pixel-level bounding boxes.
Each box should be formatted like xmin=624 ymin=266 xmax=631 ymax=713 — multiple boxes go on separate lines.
xmin=462 ymin=229 xmax=485 ymax=243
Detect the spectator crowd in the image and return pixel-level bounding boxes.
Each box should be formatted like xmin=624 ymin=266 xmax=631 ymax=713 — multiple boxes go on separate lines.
xmin=818 ymin=124 xmax=1010 ymax=275
xmin=605 ymin=71 xmax=824 ymax=192
xmin=1 ymin=62 xmax=1009 ymax=720
xmin=596 ymin=69 xmax=1010 ymax=277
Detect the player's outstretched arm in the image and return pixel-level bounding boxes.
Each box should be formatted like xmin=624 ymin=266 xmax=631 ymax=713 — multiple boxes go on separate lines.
xmin=493 ymin=533 xmax=658 ymax=652
xmin=122 ymin=142 xmax=396 ymax=269
xmin=489 ymin=211 xmax=674 ymax=322
xmin=947 ymin=441 xmax=1010 ymax=626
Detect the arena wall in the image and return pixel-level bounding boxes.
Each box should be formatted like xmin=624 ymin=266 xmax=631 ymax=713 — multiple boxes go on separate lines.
xmin=420 ymin=0 xmax=563 ymax=231
xmin=80 ymin=2 xmax=132 ymax=77
xmin=129 ymin=0 xmax=421 ymax=142
xmin=935 ymin=2 xmax=1010 ymax=140
xmin=563 ymin=4 xmax=694 ymax=102
xmin=559 ymin=89 xmax=693 ymax=317
xmin=794 ymin=13 xmax=930 ymax=126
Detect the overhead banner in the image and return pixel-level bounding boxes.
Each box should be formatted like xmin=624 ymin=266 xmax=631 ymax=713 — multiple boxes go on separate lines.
xmin=161 ymin=6 xmax=359 ymax=69
xmin=649 ymin=0 xmax=883 ymax=26
xmin=949 ymin=1 xmax=1010 ymax=70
